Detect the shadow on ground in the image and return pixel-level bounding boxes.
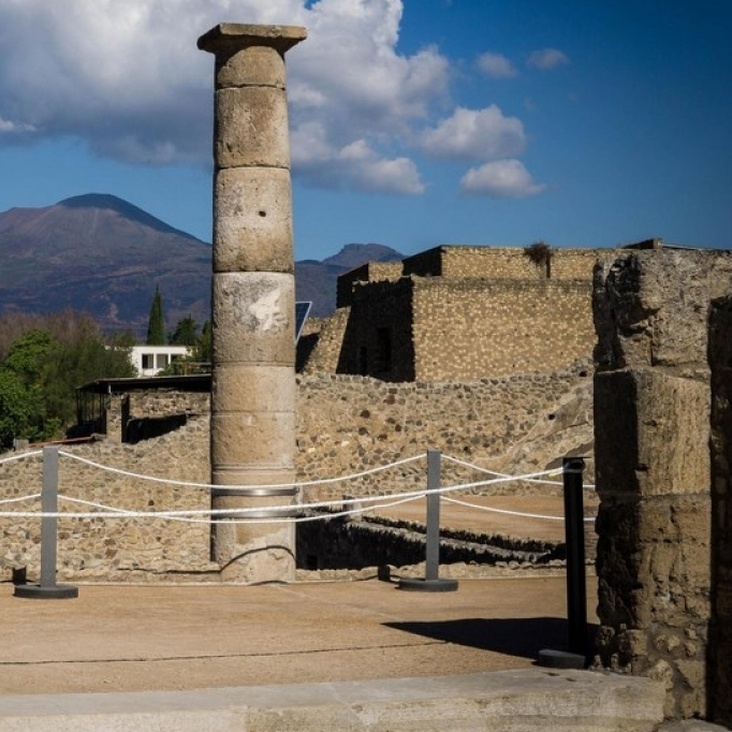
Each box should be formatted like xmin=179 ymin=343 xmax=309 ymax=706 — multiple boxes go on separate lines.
xmin=385 ymin=617 xmax=599 ymax=660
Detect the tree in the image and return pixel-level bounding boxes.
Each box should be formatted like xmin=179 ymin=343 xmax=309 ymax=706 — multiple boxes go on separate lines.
xmin=0 ymin=324 xmax=135 ymax=449
xmin=193 ymin=320 xmax=212 ymax=364
xmin=146 ymin=285 xmax=166 ymax=345
xmin=169 ymin=315 xmax=198 ymax=346
xmin=0 ymin=369 xmax=47 ymax=447
xmin=43 ymin=336 xmax=135 ymax=427
xmin=0 ymin=330 xmax=60 ymax=447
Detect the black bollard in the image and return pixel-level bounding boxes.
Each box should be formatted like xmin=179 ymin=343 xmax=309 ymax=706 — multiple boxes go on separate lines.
xmin=538 ymin=456 xmax=587 ymax=668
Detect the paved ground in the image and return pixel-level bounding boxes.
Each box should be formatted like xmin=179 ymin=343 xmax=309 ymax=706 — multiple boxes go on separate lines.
xmin=0 ymin=574 xmax=598 ymax=696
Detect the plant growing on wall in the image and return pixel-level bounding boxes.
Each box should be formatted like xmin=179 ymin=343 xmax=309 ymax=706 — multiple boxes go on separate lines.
xmin=523 ymin=241 xmax=552 ymax=279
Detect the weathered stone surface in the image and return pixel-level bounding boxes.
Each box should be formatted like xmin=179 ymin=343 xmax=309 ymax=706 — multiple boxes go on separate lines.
xmin=214 ymin=167 xmax=294 ymax=273
xmin=595 ymin=369 xmax=710 ymax=498
xmin=212 ymin=272 xmax=295 ymax=365
xmin=214 ymin=43 xmax=287 ymax=88
xmin=212 ymin=364 xmax=295 ymax=414
xmin=203 ymin=25 xmax=302 ymax=582
xmin=214 ymin=86 xmax=290 ymax=169
xmin=0 ymin=365 xmax=596 ymax=584
xmin=594 ymin=250 xmax=728 ymax=373
xmin=593 ymin=248 xmax=732 ymax=724
xmin=211 ymin=411 xmax=295 ymax=469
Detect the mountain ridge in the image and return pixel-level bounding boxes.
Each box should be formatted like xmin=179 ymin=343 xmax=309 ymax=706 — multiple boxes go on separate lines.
xmin=0 ymin=194 xmax=403 ymax=333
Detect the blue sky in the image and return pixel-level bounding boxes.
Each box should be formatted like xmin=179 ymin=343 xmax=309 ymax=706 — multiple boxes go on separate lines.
xmin=1 ymin=0 xmax=730 ymax=260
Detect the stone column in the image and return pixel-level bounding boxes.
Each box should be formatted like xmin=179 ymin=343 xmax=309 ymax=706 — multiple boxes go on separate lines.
xmin=198 ymin=23 xmax=306 ymax=583
xmin=592 ymin=248 xmax=732 ymax=720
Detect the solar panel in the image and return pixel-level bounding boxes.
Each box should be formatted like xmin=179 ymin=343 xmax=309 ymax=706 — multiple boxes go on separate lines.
xmin=295 ymin=301 xmax=312 ymax=343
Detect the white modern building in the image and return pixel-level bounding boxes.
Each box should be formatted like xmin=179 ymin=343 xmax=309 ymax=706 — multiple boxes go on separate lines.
xmin=129 ymin=345 xmax=192 ymax=377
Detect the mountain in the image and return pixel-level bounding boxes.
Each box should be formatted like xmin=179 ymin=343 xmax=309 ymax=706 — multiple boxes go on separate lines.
xmin=0 ymin=194 xmax=403 ymax=332
xmin=296 ymin=243 xmax=403 ymax=316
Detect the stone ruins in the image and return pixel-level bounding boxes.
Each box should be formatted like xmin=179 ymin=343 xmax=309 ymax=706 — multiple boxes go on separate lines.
xmin=1 ymin=18 xmax=731 ymax=727
xmin=198 ymin=23 xmax=306 ymax=583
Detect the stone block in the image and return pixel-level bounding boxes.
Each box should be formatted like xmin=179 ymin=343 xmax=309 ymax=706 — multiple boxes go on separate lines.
xmin=212 ymin=272 xmax=295 ymax=364
xmin=594 ymin=369 xmax=710 ymax=498
xmin=594 ymin=250 xmax=731 ymax=371
xmin=211 ymin=364 xmax=295 ymax=414
xmin=214 ymin=43 xmax=287 ymax=88
xmin=214 ymin=86 xmax=290 ymax=169
xmin=211 ymin=411 xmax=295 ymax=469
xmin=213 ymin=167 xmax=294 ymax=273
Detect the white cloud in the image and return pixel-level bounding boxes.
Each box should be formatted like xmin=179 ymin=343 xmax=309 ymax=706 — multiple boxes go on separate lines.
xmin=460 ymin=159 xmax=545 ymax=198
xmin=0 ymin=117 xmax=36 ymax=133
xmin=476 ymin=52 xmax=518 ymax=79
xmin=0 ymin=0 xmax=448 ymax=193
xmin=420 ymin=106 xmax=525 ymax=162
xmin=526 ymin=48 xmax=570 ymax=70
xmin=0 ymin=0 xmax=546 ymax=199
xmin=292 ymin=125 xmax=424 ymax=194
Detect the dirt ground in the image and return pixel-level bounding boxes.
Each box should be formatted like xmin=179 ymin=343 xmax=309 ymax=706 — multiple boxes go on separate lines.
xmin=0 ymin=574 xmax=599 ymax=696
xmin=0 ymin=490 xmax=599 ymax=697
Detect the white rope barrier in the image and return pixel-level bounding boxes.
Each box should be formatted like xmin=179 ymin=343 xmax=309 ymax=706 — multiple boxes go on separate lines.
xmin=8 ymin=493 xmax=425 ymax=525
xmin=0 ymin=467 xmax=565 ymax=523
xmin=0 ymin=450 xmax=43 ymax=466
xmin=443 ymin=496 xmax=596 ymax=523
xmin=442 ymin=453 xmax=596 ymax=490
xmin=57 ymin=450 xmax=425 ymax=490
xmin=0 ymin=493 xmax=41 ymax=506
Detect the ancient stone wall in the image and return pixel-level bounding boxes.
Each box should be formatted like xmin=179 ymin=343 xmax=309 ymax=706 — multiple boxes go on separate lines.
xmin=0 ymin=416 xmax=214 ymax=583
xmin=403 ymin=246 xmax=603 ymax=281
xmin=295 ymin=365 xmax=593 ymax=500
xmin=708 ymin=298 xmax=732 ymax=727
xmin=107 ymin=390 xmax=210 ymax=444
xmin=593 ymin=248 xmax=732 ymax=723
xmin=336 ymin=262 xmax=403 ymax=307
xmin=304 ymin=245 xmax=609 ymax=382
xmin=411 ymin=278 xmax=594 ymax=380
xmin=336 ymin=278 xmax=415 ymax=381
xmin=1 ymin=364 xmax=593 ymax=582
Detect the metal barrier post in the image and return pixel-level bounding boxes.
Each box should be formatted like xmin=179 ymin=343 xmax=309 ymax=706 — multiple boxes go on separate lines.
xmin=398 ymin=450 xmax=458 ymax=592
xmin=563 ymin=456 xmax=587 ymax=656
xmin=14 ymin=446 xmax=78 ymax=599
xmin=538 ymin=456 xmax=587 ymax=667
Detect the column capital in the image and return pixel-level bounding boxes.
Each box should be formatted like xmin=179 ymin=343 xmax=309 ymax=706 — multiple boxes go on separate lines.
xmin=197 ymin=23 xmax=307 ymax=55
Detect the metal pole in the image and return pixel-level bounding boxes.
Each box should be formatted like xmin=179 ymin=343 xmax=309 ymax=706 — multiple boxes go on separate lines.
xmin=425 ymin=449 xmax=441 ymax=581
xmin=40 ymin=446 xmax=59 ymax=588
xmin=14 ymin=446 xmax=78 ymax=599
xmin=563 ymin=456 xmax=587 ymax=657
xmin=398 ymin=449 xmax=457 ymax=592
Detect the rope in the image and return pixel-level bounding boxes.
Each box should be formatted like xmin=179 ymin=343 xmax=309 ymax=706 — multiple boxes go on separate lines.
xmin=57 ymin=450 xmax=425 ymax=490
xmin=0 ymin=493 xmax=41 ymax=506
xmin=442 ymin=454 xmax=596 ymax=489
xmin=443 ymin=496 xmax=596 ymax=523
xmin=0 ymin=467 xmax=564 ymax=522
xmin=0 ymin=450 xmax=43 ymax=466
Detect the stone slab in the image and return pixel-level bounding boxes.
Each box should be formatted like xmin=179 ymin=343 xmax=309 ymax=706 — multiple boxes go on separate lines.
xmin=0 ymin=669 xmax=665 ymax=732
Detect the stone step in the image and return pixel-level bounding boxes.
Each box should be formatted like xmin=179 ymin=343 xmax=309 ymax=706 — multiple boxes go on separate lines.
xmin=0 ymin=669 xmax=666 ymax=732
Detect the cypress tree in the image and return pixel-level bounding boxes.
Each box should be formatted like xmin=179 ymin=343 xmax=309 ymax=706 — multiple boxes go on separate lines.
xmin=146 ymin=285 xmax=166 ymax=345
